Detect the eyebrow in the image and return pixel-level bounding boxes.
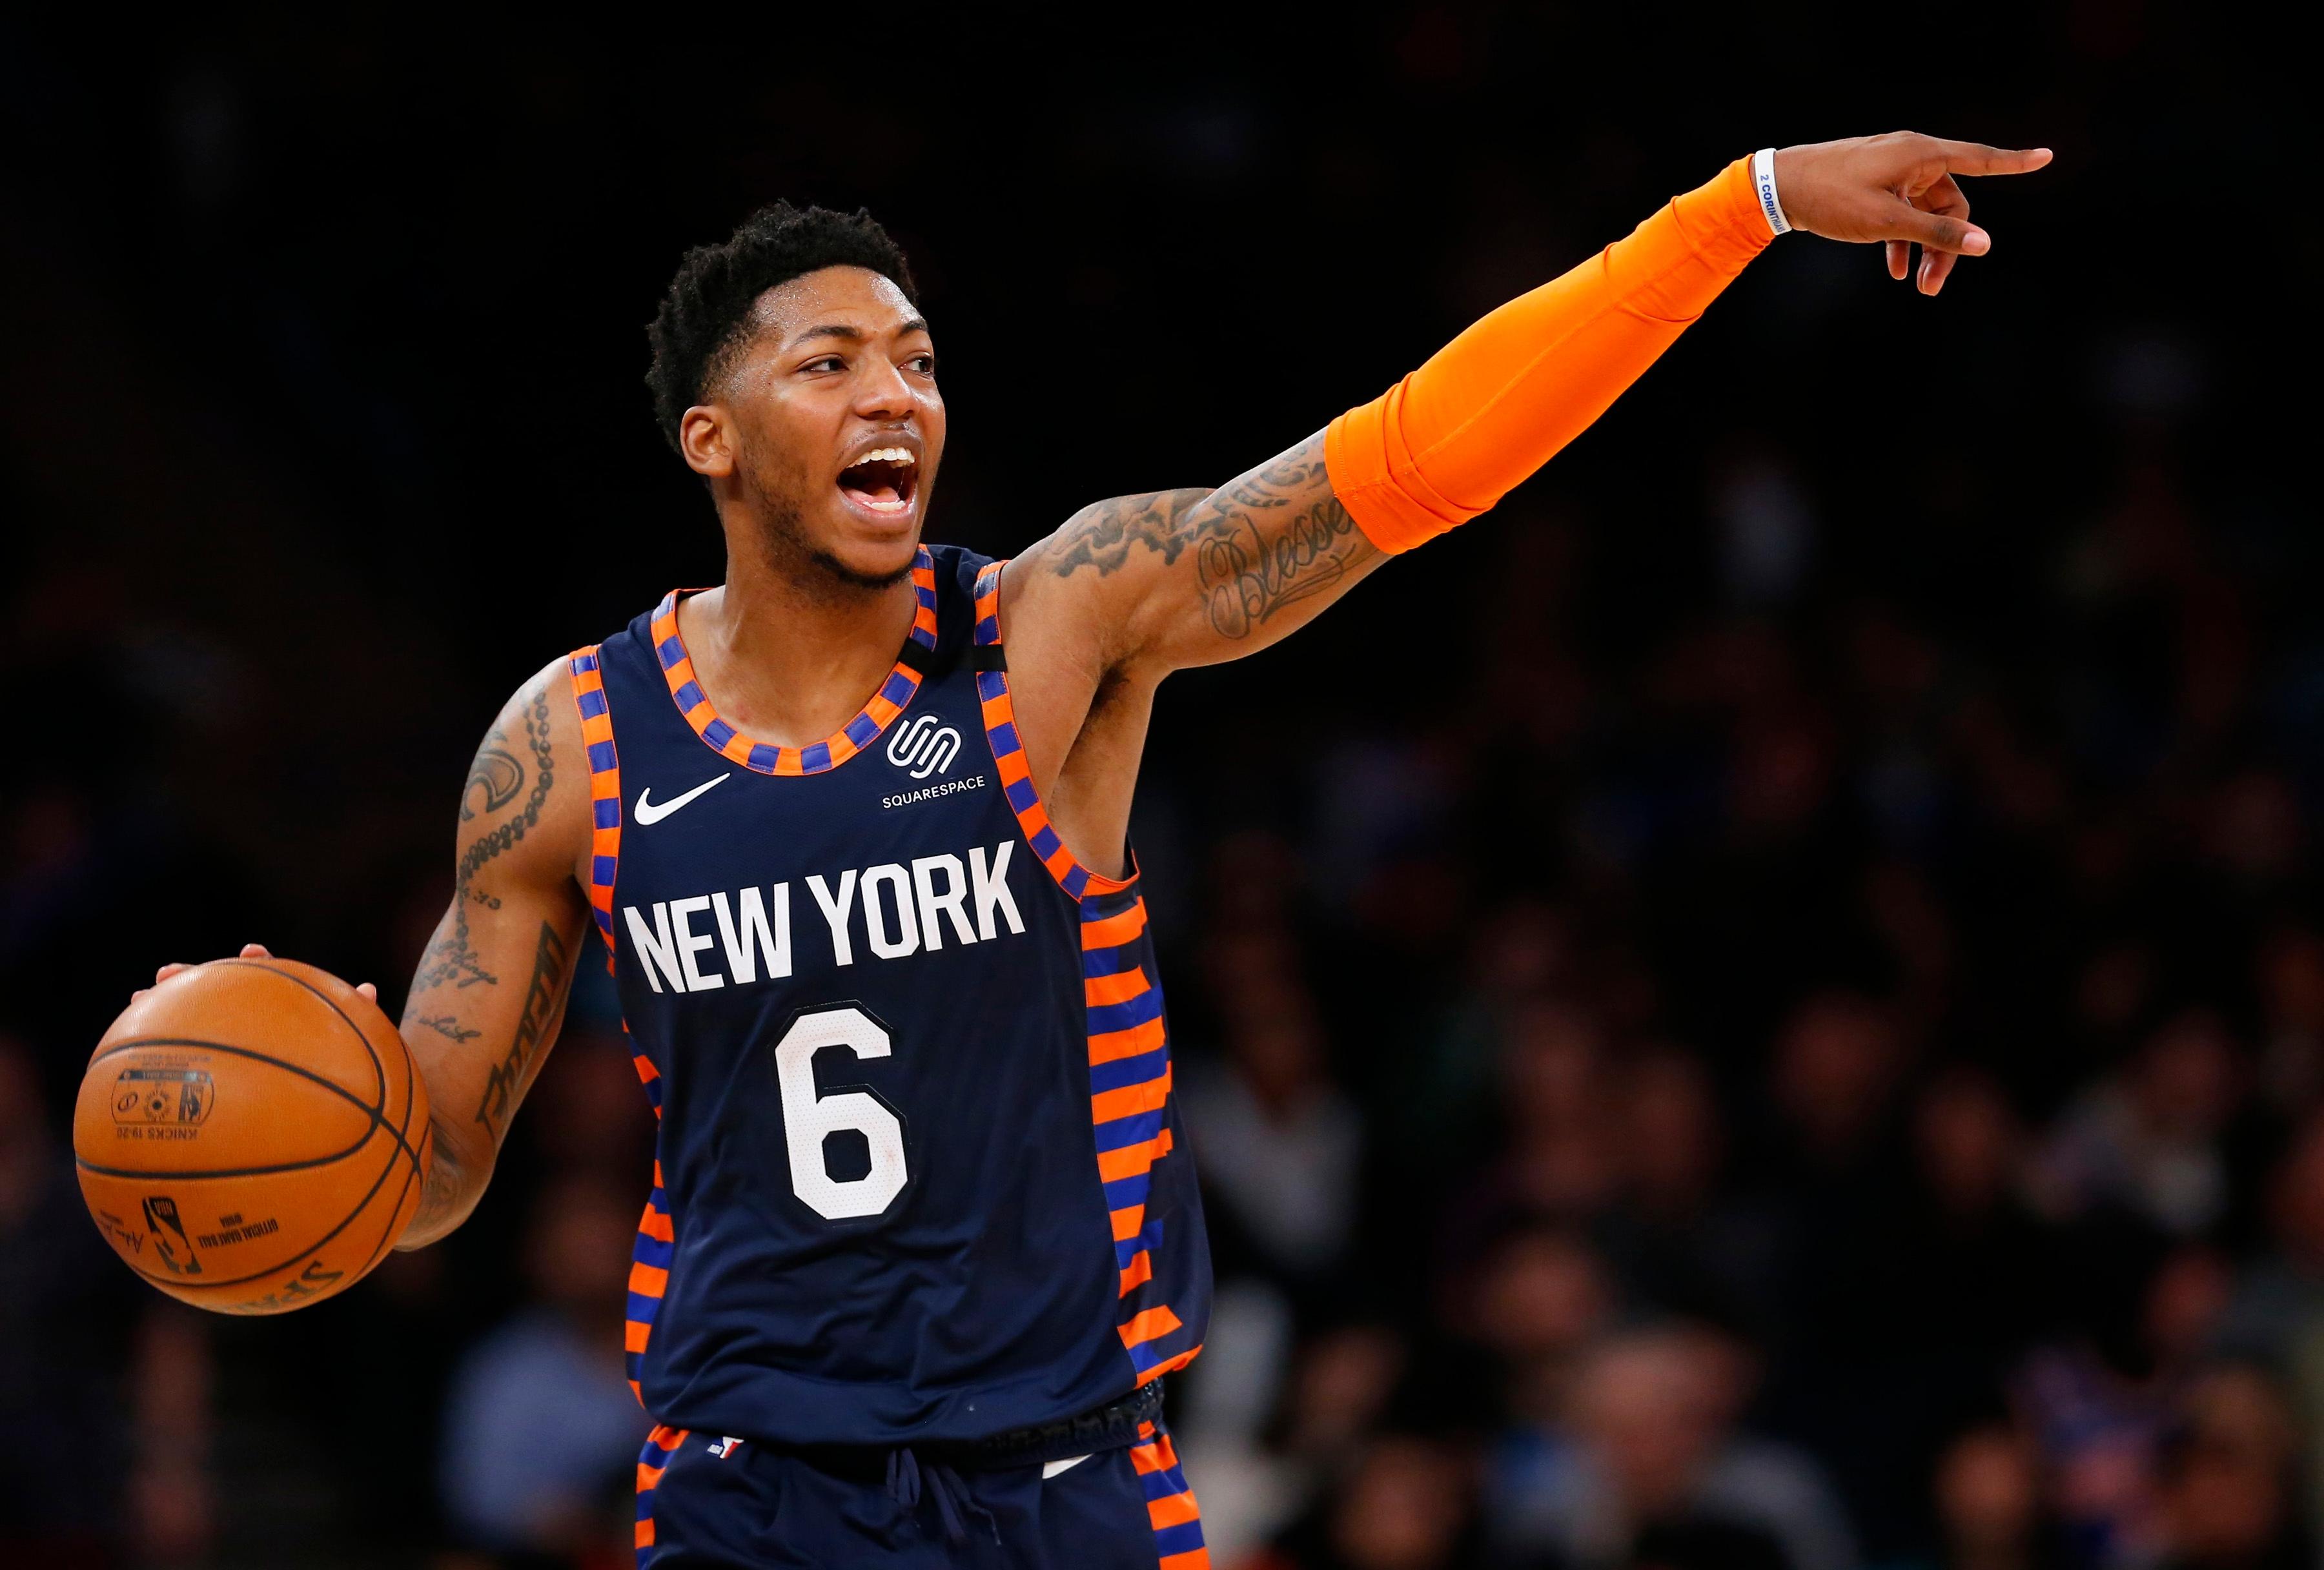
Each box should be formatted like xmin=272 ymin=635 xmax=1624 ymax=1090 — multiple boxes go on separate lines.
xmin=789 ymin=323 xmax=864 ymax=347
xmin=787 ymin=317 xmax=932 ymax=349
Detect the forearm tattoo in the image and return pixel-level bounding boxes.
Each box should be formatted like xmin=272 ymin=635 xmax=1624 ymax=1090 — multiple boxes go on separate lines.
xmin=1192 ymin=454 xmax=1369 ymax=638
xmin=473 ymin=921 xmax=569 ymax=1134
xmin=412 ymin=1116 xmax=464 ymax=1232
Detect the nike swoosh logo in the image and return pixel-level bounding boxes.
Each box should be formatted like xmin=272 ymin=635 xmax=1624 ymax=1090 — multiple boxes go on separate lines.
xmin=634 ymin=773 xmax=731 ymax=825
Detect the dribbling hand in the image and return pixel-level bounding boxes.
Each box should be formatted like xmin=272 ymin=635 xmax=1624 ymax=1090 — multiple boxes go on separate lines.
xmin=139 ymin=944 xmax=379 ymax=1004
xmin=1773 ymin=132 xmax=2053 ymax=296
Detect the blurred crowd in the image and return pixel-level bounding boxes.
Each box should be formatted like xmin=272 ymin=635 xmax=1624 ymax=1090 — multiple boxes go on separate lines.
xmin=5 ymin=6 xmax=2318 ymax=1569
xmin=1139 ymin=421 xmax=2324 ymax=1570
xmin=17 ymin=422 xmax=2323 ymax=1570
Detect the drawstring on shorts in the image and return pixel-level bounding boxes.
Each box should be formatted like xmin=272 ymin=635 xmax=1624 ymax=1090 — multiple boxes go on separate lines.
xmin=886 ymin=1446 xmax=1001 ymax=1549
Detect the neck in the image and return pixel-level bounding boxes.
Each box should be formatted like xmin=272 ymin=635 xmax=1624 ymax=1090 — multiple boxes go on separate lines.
xmin=675 ymin=530 xmax=920 ymax=750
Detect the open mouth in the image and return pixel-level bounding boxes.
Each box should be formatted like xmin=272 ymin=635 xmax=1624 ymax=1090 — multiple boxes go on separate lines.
xmin=838 ymin=447 xmax=919 ymax=516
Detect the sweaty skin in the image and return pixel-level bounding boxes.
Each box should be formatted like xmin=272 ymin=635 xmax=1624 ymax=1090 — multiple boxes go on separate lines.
xmin=148 ymin=132 xmax=2049 ymax=1245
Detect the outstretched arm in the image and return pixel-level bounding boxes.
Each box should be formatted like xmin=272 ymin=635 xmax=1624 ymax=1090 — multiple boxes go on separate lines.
xmin=1010 ymin=132 xmax=2050 ymax=679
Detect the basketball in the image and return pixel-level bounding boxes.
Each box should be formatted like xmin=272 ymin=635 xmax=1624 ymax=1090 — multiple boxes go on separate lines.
xmin=72 ymin=958 xmax=433 ymax=1315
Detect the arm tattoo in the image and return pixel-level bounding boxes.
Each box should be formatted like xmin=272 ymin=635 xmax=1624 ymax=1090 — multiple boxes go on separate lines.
xmin=1045 ymin=489 xmax=1212 ymax=576
xmin=412 ymin=1116 xmax=464 ymax=1235
xmin=1044 ymin=444 xmax=1377 ymax=640
xmin=1193 ymin=460 xmax=1372 ymax=638
xmin=460 ymin=744 xmax=524 ymax=820
xmin=473 ymin=921 xmax=569 ymax=1134
xmin=412 ymin=1015 xmax=482 ymax=1043
xmin=413 ymin=684 xmax=555 ymax=991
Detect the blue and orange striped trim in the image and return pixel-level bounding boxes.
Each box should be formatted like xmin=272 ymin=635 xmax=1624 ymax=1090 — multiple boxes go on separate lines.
xmin=1130 ymin=1420 xmax=1211 ymax=1568
xmin=624 ymin=1010 xmax=670 ymax=1402
xmin=567 ymin=647 xmax=623 ymax=966
xmin=1084 ymin=882 xmax=1198 ymax=1381
xmin=972 ymin=561 xmax=1202 ymax=1387
xmin=648 ymin=549 xmax=941 ymax=777
xmin=633 ymin=1422 xmax=691 ymax=1565
xmin=970 ymin=564 xmax=1134 ymax=899
xmin=569 ymin=649 xmax=671 ymax=1407
xmin=623 ymin=1151 xmax=674 ymax=1405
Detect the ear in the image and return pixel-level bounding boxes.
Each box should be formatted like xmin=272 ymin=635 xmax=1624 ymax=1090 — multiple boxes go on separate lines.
xmin=678 ymin=405 xmax=736 ymax=478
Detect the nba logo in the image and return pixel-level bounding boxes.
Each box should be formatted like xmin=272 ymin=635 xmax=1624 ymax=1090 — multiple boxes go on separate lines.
xmin=142 ymin=1195 xmax=202 ymax=1276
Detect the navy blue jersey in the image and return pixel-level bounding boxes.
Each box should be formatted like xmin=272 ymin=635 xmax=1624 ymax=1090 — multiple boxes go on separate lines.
xmin=565 ymin=545 xmax=1208 ymax=1446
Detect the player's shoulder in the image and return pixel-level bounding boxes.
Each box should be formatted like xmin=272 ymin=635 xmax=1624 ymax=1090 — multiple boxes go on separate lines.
xmin=997 ymin=489 xmax=1213 ymax=631
xmin=1011 ymin=489 xmax=1212 ymax=581
xmin=508 ymin=652 xmax=588 ymax=741
xmin=453 ymin=653 xmax=595 ymax=880
xmin=923 ymin=540 xmax=995 ymax=596
xmin=917 ymin=542 xmax=1004 ymax=663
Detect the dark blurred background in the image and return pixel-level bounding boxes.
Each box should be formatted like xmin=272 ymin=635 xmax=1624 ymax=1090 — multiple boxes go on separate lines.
xmin=5 ymin=6 xmax=2320 ymax=1568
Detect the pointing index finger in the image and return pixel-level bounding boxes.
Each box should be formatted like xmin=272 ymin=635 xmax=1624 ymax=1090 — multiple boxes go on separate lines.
xmin=1935 ymin=141 xmax=2054 ymax=177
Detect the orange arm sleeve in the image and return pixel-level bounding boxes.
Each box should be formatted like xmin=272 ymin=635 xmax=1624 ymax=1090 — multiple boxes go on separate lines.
xmin=1325 ymin=156 xmax=1775 ymax=554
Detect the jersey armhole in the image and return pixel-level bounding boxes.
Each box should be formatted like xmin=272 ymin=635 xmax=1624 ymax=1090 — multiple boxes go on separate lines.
xmin=969 ymin=560 xmax=1136 ymax=899
xmin=567 ymin=646 xmax=624 ymax=970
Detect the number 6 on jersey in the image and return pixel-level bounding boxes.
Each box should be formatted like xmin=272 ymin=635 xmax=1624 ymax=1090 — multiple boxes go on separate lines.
xmin=774 ymin=1005 xmax=909 ymax=1219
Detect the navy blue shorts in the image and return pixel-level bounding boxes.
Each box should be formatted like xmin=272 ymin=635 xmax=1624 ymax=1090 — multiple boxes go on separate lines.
xmin=633 ymin=1418 xmax=1209 ymax=1569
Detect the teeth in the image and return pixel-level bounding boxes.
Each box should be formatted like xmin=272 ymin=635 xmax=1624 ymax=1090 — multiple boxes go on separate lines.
xmin=855 ymin=447 xmax=915 ymax=466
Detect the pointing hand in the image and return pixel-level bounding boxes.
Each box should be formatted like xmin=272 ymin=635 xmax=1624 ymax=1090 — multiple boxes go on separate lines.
xmin=1774 ymin=132 xmax=2052 ymax=296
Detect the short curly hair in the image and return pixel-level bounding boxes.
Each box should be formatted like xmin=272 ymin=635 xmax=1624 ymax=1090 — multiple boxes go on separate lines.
xmin=645 ymin=201 xmax=919 ymax=453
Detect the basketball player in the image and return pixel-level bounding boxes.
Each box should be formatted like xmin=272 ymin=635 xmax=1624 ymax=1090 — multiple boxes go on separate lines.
xmin=151 ymin=133 xmax=2047 ymax=1566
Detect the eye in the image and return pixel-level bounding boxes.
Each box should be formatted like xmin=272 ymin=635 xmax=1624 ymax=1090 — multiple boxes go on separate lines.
xmin=802 ymin=354 xmax=846 ymax=373
xmin=906 ymin=353 xmax=935 ymax=375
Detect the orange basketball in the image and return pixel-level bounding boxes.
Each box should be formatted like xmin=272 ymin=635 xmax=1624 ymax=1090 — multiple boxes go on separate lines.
xmin=73 ymin=957 xmax=433 ymax=1315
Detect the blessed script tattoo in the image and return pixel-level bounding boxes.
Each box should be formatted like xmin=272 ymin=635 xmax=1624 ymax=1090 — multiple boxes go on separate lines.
xmin=1193 ymin=458 xmax=1368 ymax=639
xmin=413 ymin=684 xmax=555 ymax=991
xmin=1043 ymin=433 xmax=1377 ymax=639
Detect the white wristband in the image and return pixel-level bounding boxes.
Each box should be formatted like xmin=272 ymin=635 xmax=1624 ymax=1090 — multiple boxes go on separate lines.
xmin=1752 ymin=147 xmax=1791 ymax=237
